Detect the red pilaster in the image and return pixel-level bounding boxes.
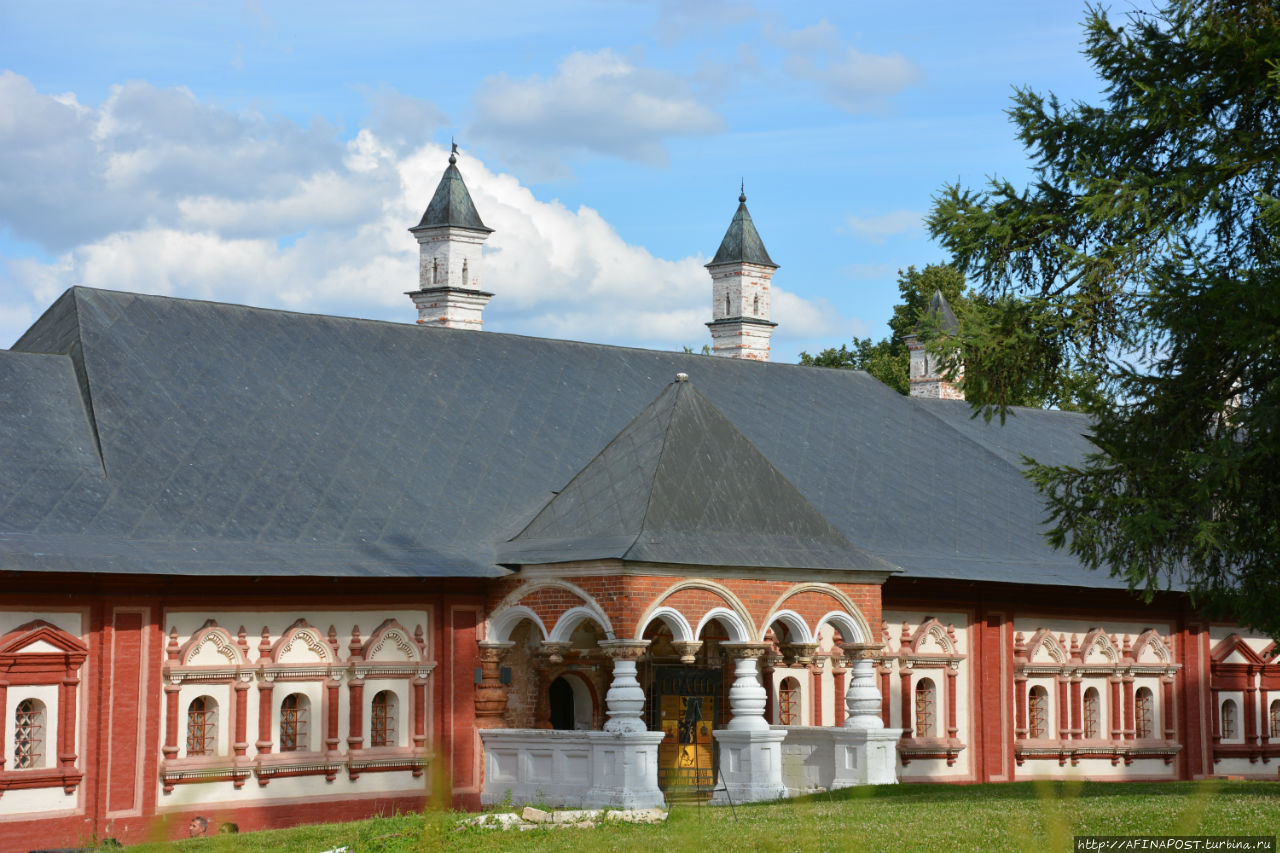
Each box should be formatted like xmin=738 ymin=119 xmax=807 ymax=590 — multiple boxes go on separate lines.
xmin=0 ymin=681 xmax=6 ymax=772
xmin=900 ymin=670 xmax=913 ymax=736
xmin=1245 ymin=666 xmax=1259 ymax=747
xmin=58 ymin=675 xmax=78 ymax=770
xmin=1109 ymin=677 xmax=1122 ymax=740
xmin=413 ymin=678 xmax=427 ymax=747
xmin=833 ymin=665 xmax=846 ymax=727
xmin=326 ymin=678 xmax=341 ymax=755
xmin=1014 ymin=675 xmax=1028 ymax=738
xmin=945 ymin=667 xmax=958 ymax=739
xmin=1070 ymin=677 xmax=1083 ymax=739
xmin=1056 ymin=675 xmax=1069 ymax=740
xmin=163 ymin=684 xmax=180 ymax=758
xmin=1162 ymin=677 xmax=1176 ymax=741
xmin=347 ymin=679 xmax=365 ymax=751
xmin=234 ymin=681 xmax=249 ymax=757
xmin=811 ymin=663 xmax=823 ymax=727
xmin=256 ymin=682 xmax=274 ymax=753
xmin=1123 ymin=675 xmax=1135 ymax=740
xmin=878 ymin=666 xmax=891 ymax=727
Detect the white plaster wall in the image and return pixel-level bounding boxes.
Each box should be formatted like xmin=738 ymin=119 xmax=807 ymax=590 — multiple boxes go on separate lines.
xmin=1017 ymin=758 xmax=1179 ymax=780
xmin=159 ymin=769 xmax=429 ymax=811
xmin=0 ymin=610 xmax=83 ymax=636
xmin=1208 ymin=626 xmax=1273 ymax=657
xmin=0 ymin=784 xmax=79 ymax=818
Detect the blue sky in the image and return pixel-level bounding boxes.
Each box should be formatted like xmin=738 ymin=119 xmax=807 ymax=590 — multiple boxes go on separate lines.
xmin=0 ymin=1 xmax=1106 ymax=361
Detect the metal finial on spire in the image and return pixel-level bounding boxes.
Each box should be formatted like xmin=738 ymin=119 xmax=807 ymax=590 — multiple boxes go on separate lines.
xmin=739 ymin=178 xmax=746 ymax=204
xmin=449 ymin=138 xmax=458 ymax=165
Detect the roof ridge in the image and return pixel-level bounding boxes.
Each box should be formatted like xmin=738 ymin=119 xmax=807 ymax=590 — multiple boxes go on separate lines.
xmin=625 ymin=379 xmax=688 ymax=561
xmin=12 ymin=288 xmax=106 ymax=475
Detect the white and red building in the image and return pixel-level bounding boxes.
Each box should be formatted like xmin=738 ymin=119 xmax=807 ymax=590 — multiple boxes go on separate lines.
xmin=0 ymin=155 xmax=1275 ymax=849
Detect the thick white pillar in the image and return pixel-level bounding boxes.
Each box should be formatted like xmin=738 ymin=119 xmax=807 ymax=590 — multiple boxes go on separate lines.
xmin=830 ymin=642 xmax=902 ymax=787
xmin=599 ymin=640 xmax=649 ymax=733
xmin=714 ymin=643 xmax=787 ymax=802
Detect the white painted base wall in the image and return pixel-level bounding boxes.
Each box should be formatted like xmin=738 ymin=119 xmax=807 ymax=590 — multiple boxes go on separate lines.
xmin=479 ymin=729 xmax=666 ymax=810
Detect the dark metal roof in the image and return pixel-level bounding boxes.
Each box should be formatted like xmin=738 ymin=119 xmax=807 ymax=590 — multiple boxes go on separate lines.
xmin=503 ymin=377 xmax=895 ymax=573
xmin=707 ymin=194 xmax=777 ymax=269
xmin=919 ymin=289 xmax=960 ymax=335
xmin=410 ymin=158 xmax=493 ymax=234
xmin=0 ymin=287 xmax=1118 ymax=588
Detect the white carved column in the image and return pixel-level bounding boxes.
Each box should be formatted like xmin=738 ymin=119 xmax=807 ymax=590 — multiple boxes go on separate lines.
xmin=829 ymin=642 xmax=903 ymax=788
xmin=713 ymin=643 xmax=787 ymax=803
xmin=598 ymin=640 xmax=650 ymax=733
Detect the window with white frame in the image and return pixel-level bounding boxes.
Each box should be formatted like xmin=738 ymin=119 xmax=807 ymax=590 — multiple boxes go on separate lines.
xmin=280 ymin=693 xmax=310 ymax=753
xmin=371 ymin=690 xmax=397 ymax=748
xmin=1135 ymin=687 xmax=1155 ymax=739
xmin=1028 ymin=686 xmax=1050 ymax=738
xmin=1271 ymin=699 xmax=1280 ymax=740
xmin=186 ymin=696 xmax=217 ymax=756
xmin=1221 ymin=699 xmax=1238 ymax=740
xmin=915 ymin=678 xmax=937 ymax=737
xmin=13 ymin=698 xmax=46 ymax=769
xmin=1083 ymin=687 xmax=1101 ymax=738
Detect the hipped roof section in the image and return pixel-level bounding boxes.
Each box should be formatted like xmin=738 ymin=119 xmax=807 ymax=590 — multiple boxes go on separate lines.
xmin=502 ymin=377 xmax=895 ymax=573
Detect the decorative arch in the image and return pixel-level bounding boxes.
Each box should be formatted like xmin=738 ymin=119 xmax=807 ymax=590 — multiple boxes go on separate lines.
xmin=180 ymin=621 xmax=248 ymax=667
xmin=696 ymin=607 xmax=751 ymax=643
xmin=547 ymin=606 xmax=613 ymax=644
xmin=1026 ymin=628 xmax=1068 ymax=664
xmin=488 ymin=579 xmax=612 ymax=642
xmin=363 ymin=619 xmax=423 ymax=663
xmin=769 ymin=583 xmax=872 ymax=646
xmin=1130 ymin=629 xmax=1171 ymax=664
xmin=487 ymin=606 xmax=549 ymax=644
xmin=271 ymin=620 xmax=336 ymax=665
xmin=765 ymin=609 xmax=814 ymax=645
xmin=1210 ymin=633 xmax=1267 ymax=665
xmin=634 ymin=606 xmax=694 ymax=643
xmin=1080 ymin=628 xmax=1119 ymax=664
xmin=650 ymin=580 xmax=756 ymax=642
xmin=814 ymin=610 xmax=867 ymax=646
xmin=907 ymin=617 xmax=958 ymax=655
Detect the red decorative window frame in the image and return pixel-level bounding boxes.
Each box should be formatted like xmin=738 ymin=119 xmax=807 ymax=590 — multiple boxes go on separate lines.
xmin=0 ymin=619 xmax=88 ymax=795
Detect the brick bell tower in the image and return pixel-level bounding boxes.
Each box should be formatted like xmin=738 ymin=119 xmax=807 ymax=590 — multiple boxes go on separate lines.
xmin=705 ymin=184 xmax=778 ymax=360
xmin=407 ymin=143 xmax=495 ymax=329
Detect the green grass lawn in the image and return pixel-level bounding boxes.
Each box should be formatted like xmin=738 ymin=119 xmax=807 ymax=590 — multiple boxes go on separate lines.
xmin=127 ymin=781 xmax=1280 ymax=853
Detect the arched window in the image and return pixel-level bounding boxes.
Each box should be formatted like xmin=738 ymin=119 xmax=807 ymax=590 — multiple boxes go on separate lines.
xmin=1221 ymin=699 xmax=1238 ymax=740
xmin=280 ymin=693 xmax=310 ymax=752
xmin=186 ymin=696 xmax=217 ymax=756
xmin=371 ymin=690 xmax=397 ymax=748
xmin=1271 ymin=699 xmax=1280 ymax=740
xmin=1135 ymin=687 xmax=1154 ymax=739
xmin=778 ymin=677 xmax=801 ymax=725
xmin=1083 ymin=687 xmax=1101 ymax=738
xmin=914 ymin=679 xmax=937 ymax=738
xmin=724 ymin=293 xmax=730 ymax=315
xmin=1028 ymin=686 xmax=1049 ymax=738
xmin=753 ymin=294 xmax=760 ymax=315
xmin=13 ymin=698 xmax=45 ymax=769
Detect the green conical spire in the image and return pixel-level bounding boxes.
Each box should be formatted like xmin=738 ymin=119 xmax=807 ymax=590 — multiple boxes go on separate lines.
xmin=410 ymin=147 xmax=493 ymax=234
xmin=707 ymin=187 xmax=777 ymax=269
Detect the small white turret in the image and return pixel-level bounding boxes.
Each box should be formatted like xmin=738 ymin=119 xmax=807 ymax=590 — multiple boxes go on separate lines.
xmin=705 ymin=185 xmax=778 ymax=361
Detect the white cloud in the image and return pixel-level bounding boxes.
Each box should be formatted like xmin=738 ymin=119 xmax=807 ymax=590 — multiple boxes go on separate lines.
xmin=470 ymin=49 xmax=723 ymax=176
xmin=845 ymin=209 xmax=923 ymax=243
xmin=1 ymin=72 xmax=862 ymax=357
xmin=770 ymin=19 xmax=921 ymax=113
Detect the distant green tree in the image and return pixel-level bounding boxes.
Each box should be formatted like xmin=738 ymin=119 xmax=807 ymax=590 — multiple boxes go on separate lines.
xmin=927 ymin=2 xmax=1280 ymax=638
xmin=801 ymin=264 xmax=1092 ymax=408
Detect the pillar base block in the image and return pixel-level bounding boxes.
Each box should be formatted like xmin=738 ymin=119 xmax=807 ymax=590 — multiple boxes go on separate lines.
xmin=710 ymin=728 xmax=788 ymax=804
